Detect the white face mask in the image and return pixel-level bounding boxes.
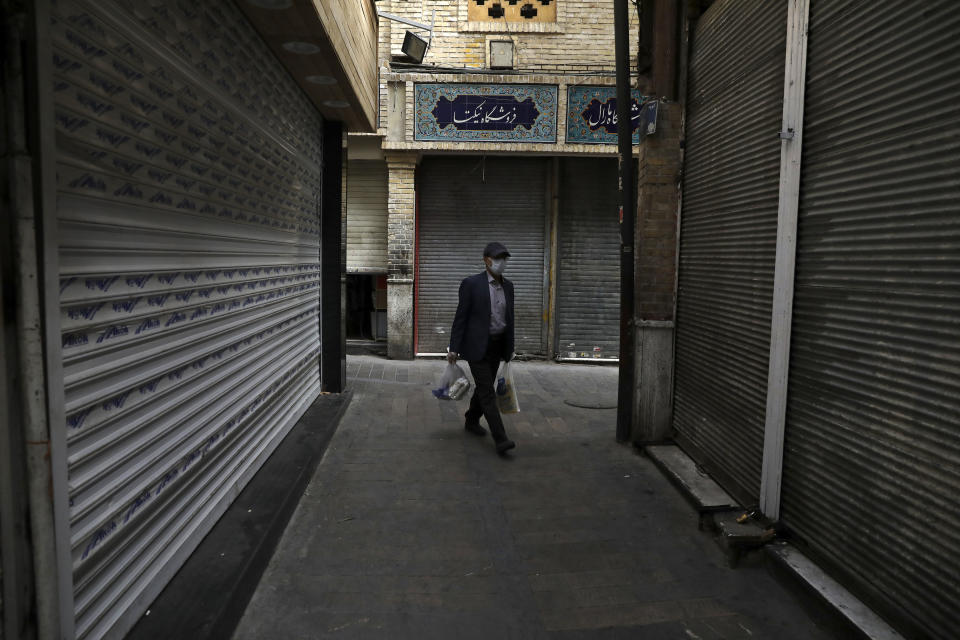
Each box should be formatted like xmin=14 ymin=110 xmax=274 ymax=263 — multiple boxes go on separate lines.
xmin=489 ymin=258 xmax=506 ymax=276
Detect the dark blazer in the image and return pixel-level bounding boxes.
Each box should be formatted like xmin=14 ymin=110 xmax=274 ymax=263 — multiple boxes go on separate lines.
xmin=449 ymin=271 xmax=515 ymax=362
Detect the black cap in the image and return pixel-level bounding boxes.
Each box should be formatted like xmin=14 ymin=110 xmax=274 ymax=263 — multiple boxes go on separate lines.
xmin=483 ymin=242 xmax=511 ymax=258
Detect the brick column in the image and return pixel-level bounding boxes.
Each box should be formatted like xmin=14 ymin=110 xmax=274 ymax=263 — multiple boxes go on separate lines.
xmin=385 ymin=152 xmax=417 ymax=359
xmin=632 ymin=101 xmax=683 ymax=443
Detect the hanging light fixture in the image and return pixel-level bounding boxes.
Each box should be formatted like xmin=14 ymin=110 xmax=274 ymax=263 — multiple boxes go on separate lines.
xmin=402 ymin=31 xmax=429 ymax=64
xmin=377 ymin=8 xmax=435 ymax=64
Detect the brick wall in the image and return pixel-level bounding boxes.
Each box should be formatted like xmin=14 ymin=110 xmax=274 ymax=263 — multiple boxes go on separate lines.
xmin=376 ymin=0 xmax=643 ymax=150
xmin=377 ymin=0 xmax=638 ymax=75
xmin=635 ymin=101 xmax=682 ymax=321
xmin=385 ymin=154 xmax=417 ymax=279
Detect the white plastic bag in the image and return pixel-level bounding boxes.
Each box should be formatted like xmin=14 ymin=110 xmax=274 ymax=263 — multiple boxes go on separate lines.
xmin=433 ymin=363 xmax=471 ymax=400
xmin=495 ymin=361 xmax=520 ymax=414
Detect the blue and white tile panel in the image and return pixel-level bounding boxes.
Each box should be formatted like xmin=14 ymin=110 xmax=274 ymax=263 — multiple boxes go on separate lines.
xmin=414 ymin=83 xmax=558 ymax=143
xmin=565 ymin=85 xmax=646 ymax=145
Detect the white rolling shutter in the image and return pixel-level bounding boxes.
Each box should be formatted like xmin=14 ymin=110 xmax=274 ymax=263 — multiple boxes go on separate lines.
xmin=417 ymin=156 xmax=548 ymax=356
xmin=51 ymin=1 xmax=323 ymax=637
xmin=347 ymin=161 xmax=388 ymax=273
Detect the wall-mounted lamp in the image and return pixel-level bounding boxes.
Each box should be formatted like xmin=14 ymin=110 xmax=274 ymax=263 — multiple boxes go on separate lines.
xmin=377 ymin=8 xmax=435 ymax=64
xmin=402 ymin=31 xmax=429 ymax=64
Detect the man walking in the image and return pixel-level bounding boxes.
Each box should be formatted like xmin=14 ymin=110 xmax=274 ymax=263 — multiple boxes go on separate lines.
xmin=447 ymin=242 xmax=517 ymax=455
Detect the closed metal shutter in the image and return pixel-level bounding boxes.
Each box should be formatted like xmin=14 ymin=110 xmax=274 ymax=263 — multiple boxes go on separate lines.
xmin=672 ymin=0 xmax=787 ymax=502
xmin=780 ymin=2 xmax=960 ymax=638
xmin=556 ymin=157 xmax=620 ymax=360
xmin=417 ymin=156 xmax=547 ymax=355
xmin=347 ymin=161 xmax=388 ymax=273
xmin=51 ymin=2 xmax=323 ymax=637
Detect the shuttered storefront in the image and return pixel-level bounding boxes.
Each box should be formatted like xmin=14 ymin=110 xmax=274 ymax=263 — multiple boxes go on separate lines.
xmin=555 ymin=157 xmax=620 ymax=360
xmin=671 ymin=0 xmax=787 ymax=502
xmin=346 ymin=161 xmax=388 ymax=274
xmin=417 ymin=156 xmax=547 ymax=355
xmin=779 ymin=2 xmax=960 ymax=638
xmin=52 ymin=2 xmax=323 ymax=637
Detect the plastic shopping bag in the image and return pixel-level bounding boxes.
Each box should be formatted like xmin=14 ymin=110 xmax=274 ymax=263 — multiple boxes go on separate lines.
xmin=432 ymin=363 xmax=472 ymax=400
xmin=495 ymin=361 xmax=520 ymax=414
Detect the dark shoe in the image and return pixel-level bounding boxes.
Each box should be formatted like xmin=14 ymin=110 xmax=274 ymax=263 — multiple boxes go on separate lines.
xmin=496 ymin=440 xmax=516 ymax=455
xmin=465 ymin=421 xmax=486 ymax=436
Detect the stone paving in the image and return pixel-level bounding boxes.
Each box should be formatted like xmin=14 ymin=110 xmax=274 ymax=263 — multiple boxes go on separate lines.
xmin=233 ymin=356 xmax=836 ymax=639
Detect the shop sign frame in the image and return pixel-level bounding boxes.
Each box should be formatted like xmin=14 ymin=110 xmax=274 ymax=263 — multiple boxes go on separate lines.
xmin=414 ymin=83 xmax=558 ymax=143
xmin=566 ymin=85 xmax=646 ymax=144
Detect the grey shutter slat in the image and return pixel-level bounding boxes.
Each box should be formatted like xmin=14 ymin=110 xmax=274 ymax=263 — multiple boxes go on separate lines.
xmin=347 ymin=161 xmax=388 ymax=273
xmin=52 ymin=2 xmax=323 ymax=637
xmin=556 ymin=158 xmax=620 ymax=359
xmin=671 ymin=0 xmax=787 ymax=502
xmin=781 ymin=2 xmax=960 ymax=639
xmin=417 ymin=156 xmax=547 ymax=355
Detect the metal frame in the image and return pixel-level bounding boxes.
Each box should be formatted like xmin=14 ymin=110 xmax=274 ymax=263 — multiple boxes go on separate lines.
xmin=14 ymin=0 xmax=77 ymax=634
xmin=0 ymin=173 xmax=28 ymax=640
xmin=759 ymin=0 xmax=810 ymax=521
xmin=377 ymin=9 xmax=435 ymax=53
xmin=541 ymin=157 xmax=554 ymax=357
xmin=31 ymin=0 xmax=76 ymax=633
xmin=614 ymin=0 xmax=636 ymax=442
xmin=321 ymin=122 xmax=346 ymax=392
xmin=547 ymin=158 xmax=560 ymax=359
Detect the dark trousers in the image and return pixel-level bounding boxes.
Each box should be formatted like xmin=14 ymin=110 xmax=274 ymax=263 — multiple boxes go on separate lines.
xmin=465 ymin=335 xmax=508 ymax=444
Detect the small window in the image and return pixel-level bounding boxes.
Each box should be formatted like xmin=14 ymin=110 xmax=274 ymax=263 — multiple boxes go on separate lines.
xmin=489 ymin=40 xmax=514 ymax=69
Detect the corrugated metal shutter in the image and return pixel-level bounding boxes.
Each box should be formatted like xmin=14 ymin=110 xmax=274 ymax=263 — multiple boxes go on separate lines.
xmin=51 ymin=2 xmax=323 ymax=638
xmin=346 ymin=161 xmax=388 ymax=273
xmin=417 ymin=156 xmax=547 ymax=355
xmin=671 ymin=0 xmax=787 ymax=502
xmin=556 ymin=157 xmax=620 ymax=360
xmin=780 ymin=2 xmax=960 ymax=638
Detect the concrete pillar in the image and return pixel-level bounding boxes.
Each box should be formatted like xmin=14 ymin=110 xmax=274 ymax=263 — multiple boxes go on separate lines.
xmin=386 ymin=80 xmax=405 ymax=140
xmin=385 ymin=152 xmax=417 ymax=359
xmin=632 ymin=101 xmax=683 ymax=444
xmin=651 ymin=0 xmax=679 ymax=101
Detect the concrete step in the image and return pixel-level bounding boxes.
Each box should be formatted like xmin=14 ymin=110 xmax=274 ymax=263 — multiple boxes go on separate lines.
xmin=644 ymin=444 xmax=740 ymax=529
xmin=713 ymin=510 xmax=776 ymax=567
xmin=766 ymin=542 xmax=906 ymax=640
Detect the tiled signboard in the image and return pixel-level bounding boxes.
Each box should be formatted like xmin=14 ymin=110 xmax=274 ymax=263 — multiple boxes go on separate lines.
xmin=566 ymin=86 xmax=646 ymax=144
xmin=415 ymin=83 xmax=558 ymax=143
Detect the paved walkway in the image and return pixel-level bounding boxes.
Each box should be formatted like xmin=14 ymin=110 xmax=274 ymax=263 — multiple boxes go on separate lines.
xmin=233 ymin=356 xmax=834 ymax=639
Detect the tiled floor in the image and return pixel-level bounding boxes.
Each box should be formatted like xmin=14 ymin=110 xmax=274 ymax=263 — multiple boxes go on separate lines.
xmin=233 ymin=356 xmax=837 ymax=639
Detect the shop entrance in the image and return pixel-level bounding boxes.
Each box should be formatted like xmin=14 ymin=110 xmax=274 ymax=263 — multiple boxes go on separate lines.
xmin=346 ymin=274 xmax=387 ymax=341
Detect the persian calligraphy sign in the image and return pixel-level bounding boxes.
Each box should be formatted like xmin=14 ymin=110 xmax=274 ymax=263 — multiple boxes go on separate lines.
xmin=566 ymin=86 xmax=646 ymax=144
xmin=415 ymin=84 xmax=558 ymax=143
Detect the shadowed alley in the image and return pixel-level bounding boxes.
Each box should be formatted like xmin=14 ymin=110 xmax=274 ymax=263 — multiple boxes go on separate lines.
xmin=233 ymin=356 xmax=834 ymax=639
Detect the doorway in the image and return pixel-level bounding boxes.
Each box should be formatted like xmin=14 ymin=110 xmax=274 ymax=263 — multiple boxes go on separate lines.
xmin=346 ymin=274 xmax=387 ymax=341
